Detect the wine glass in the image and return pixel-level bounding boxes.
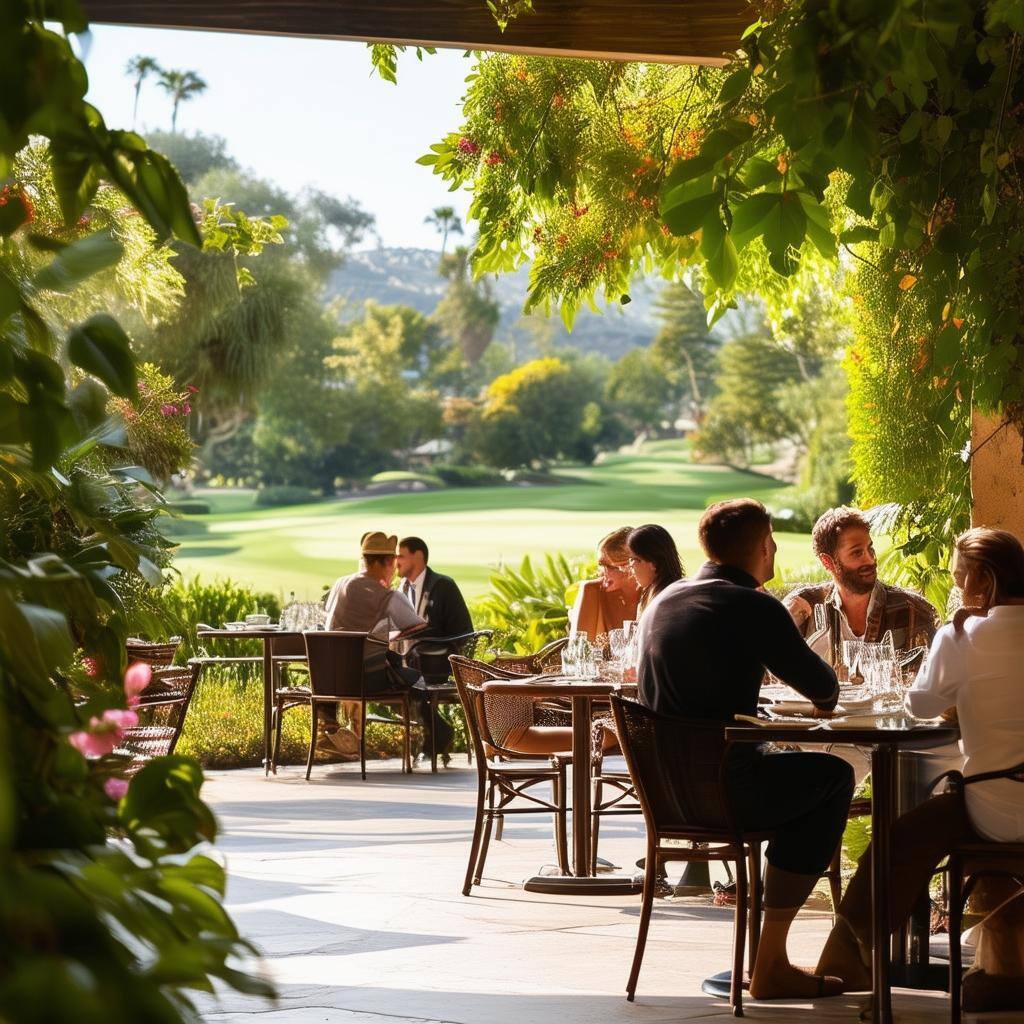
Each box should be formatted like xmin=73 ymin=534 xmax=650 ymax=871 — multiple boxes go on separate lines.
xmin=608 ymin=628 xmax=627 ymax=663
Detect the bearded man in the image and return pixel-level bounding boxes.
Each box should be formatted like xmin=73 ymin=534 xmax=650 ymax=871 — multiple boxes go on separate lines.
xmin=785 ymin=507 xmax=938 ymax=667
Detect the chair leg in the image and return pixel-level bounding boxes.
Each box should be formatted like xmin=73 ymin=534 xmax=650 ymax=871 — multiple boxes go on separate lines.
xmin=949 ymin=858 xmax=963 ymax=1024
xmin=430 ymin=696 xmax=438 ymax=774
xmin=463 ymin=774 xmax=488 ymax=896
xmin=462 ymin=706 xmax=473 ymax=764
xmin=404 ymin=696 xmax=412 ymax=773
xmin=555 ymin=769 xmax=570 ymax=876
xmin=474 ymin=783 xmax=496 ymax=885
xmin=731 ymin=850 xmax=749 ymax=1017
xmin=747 ymin=843 xmax=762 ymax=976
xmin=591 ymin=777 xmax=602 ymax=874
xmin=360 ymin=701 xmax=367 ymax=781
xmin=495 ymin=811 xmax=504 ymax=842
xmin=305 ymin=702 xmax=318 ymax=780
xmin=271 ymin=700 xmax=284 ymax=775
xmin=626 ymin=836 xmax=658 ymax=1001
xmin=827 ymin=840 xmax=843 ymax=924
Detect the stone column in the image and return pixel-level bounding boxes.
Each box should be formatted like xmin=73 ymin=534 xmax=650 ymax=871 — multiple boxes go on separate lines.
xmin=970 ymin=412 xmax=1024 ymax=533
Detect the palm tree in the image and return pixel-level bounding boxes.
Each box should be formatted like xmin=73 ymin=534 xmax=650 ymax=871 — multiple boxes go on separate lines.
xmin=125 ymin=55 xmax=161 ymax=130
xmin=424 ymin=205 xmax=463 ymax=258
xmin=158 ymin=69 xmax=208 ymax=133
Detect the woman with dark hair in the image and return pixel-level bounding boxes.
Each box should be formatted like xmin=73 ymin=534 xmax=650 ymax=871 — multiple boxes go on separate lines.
xmin=627 ymin=524 xmax=684 ymax=618
xmin=568 ymin=526 xmax=642 ymax=642
xmin=817 ymin=527 xmax=1024 ymax=1008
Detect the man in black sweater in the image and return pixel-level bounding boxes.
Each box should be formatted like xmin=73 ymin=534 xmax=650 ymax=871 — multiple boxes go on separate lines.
xmin=638 ymin=498 xmax=853 ymax=1001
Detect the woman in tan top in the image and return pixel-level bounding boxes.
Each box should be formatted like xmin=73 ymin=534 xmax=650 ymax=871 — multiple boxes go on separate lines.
xmin=568 ymin=526 xmax=642 ymax=644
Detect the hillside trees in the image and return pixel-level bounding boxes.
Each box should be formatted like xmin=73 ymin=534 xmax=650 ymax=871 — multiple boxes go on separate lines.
xmin=433 ymin=245 xmax=501 ymax=365
xmin=650 ymin=282 xmax=717 ymax=423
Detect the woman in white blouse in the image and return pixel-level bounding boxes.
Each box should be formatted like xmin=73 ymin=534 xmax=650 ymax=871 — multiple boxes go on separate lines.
xmin=816 ymin=527 xmax=1024 ymax=997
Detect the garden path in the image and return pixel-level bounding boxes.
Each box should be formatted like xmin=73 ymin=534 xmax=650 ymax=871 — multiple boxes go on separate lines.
xmin=199 ymin=762 xmax=955 ymax=1023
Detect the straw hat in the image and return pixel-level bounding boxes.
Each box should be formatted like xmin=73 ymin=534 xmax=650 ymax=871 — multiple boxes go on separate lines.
xmin=360 ymin=531 xmax=398 ymax=556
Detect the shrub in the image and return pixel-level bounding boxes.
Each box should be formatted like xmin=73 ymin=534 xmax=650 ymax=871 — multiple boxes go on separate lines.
xmin=434 ymin=463 xmax=504 ymax=487
xmin=254 ymin=484 xmax=319 ymax=507
xmin=472 ymin=553 xmax=592 ymax=654
xmin=168 ymin=498 xmax=211 ymax=514
xmin=369 ymin=470 xmax=444 ymax=488
xmin=161 ymin=576 xmax=282 ymax=659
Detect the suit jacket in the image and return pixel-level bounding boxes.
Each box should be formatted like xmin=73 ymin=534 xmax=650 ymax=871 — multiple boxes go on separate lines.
xmin=415 ymin=567 xmax=473 ymax=639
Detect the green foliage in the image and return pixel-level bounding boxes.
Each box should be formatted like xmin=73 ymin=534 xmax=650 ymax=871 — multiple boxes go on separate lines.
xmin=253 ymin=485 xmax=321 ymax=508
xmin=161 ymin=575 xmax=281 ymax=659
xmin=144 ymin=130 xmax=238 ymax=185
xmin=434 ymin=463 xmax=505 ymax=486
xmin=1 ymin=6 xmax=272 ymax=1013
xmin=156 ymin=68 xmax=207 ymax=134
xmin=693 ymin=332 xmax=802 ymax=465
xmin=604 ymin=347 xmax=672 ymax=433
xmin=107 ymin=362 xmax=196 ymax=482
xmin=368 ymin=43 xmax=438 ymax=85
xmin=167 ymin=498 xmax=210 ymax=514
xmin=434 ymin=246 xmax=501 ymax=364
xmin=369 ymin=470 xmax=444 ymax=488
xmin=469 ymin=356 xmax=592 ymax=467
xmin=473 ymin=553 xmax=590 ymax=653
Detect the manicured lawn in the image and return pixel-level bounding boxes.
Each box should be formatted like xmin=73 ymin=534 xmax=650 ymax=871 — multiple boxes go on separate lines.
xmin=169 ymin=443 xmax=819 ymax=600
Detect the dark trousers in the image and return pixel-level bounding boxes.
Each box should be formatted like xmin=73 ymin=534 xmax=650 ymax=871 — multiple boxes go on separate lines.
xmin=727 ymin=749 xmax=855 ymax=876
xmin=321 ymin=652 xmax=454 ymax=754
xmin=841 ymin=790 xmax=976 ymax=946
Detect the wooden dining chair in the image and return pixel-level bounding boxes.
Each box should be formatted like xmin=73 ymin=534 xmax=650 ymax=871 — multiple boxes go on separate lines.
xmin=451 ymin=657 xmax=570 ymax=894
xmin=935 ymin=759 xmax=1024 ymax=1024
xmin=610 ymin=695 xmax=773 ymax=1018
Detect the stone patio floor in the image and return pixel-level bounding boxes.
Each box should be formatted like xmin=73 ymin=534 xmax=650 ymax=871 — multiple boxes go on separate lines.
xmin=196 ymin=759 xmax=989 ymax=1024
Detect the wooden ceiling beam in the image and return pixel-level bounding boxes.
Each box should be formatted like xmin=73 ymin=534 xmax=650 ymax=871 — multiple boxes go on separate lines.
xmin=80 ymin=0 xmax=750 ymax=65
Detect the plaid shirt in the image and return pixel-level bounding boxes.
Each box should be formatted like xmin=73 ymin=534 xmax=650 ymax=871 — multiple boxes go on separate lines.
xmin=783 ymin=579 xmax=939 ymax=666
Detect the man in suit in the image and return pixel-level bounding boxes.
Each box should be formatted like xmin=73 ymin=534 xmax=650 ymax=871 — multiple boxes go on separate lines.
xmin=395 ymin=537 xmax=472 ymax=764
xmin=396 ymin=536 xmax=473 ymax=641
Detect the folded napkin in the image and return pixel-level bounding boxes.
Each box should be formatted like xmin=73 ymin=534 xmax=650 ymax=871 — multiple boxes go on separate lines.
xmin=734 ymin=714 xmax=821 ymax=728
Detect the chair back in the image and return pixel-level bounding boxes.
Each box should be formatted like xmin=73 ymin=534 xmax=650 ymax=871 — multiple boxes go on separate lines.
xmin=610 ymin=695 xmax=735 ymax=836
xmin=411 ymin=630 xmax=493 ymax=685
xmin=126 ymin=637 xmax=182 ymax=669
xmin=302 ymin=631 xmax=371 ymax=698
xmin=270 ymin=633 xmax=308 ymax=658
xmin=451 ymin=656 xmax=538 ymax=759
xmin=117 ymin=662 xmax=201 ymax=767
xmin=491 ymin=636 xmax=569 ymax=674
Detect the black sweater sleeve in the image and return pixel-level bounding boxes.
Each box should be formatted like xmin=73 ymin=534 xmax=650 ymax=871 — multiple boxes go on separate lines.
xmin=755 ymin=592 xmax=839 ymax=710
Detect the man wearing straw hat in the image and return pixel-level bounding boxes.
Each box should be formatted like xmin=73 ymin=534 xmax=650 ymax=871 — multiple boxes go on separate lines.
xmin=321 ymin=530 xmax=452 ymax=760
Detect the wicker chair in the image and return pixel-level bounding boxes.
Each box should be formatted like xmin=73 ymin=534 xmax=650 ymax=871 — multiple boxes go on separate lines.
xmin=404 ymin=630 xmax=493 ymax=771
xmin=125 ymin=636 xmax=182 ymax=669
xmin=115 ymin=662 xmax=201 ymax=772
xmin=451 ymin=656 xmax=570 ymax=894
xmin=490 ymin=636 xmax=570 ymax=675
xmin=935 ymin=760 xmax=1024 ymax=1024
xmin=271 ymin=631 xmax=414 ymax=781
xmin=610 ymin=695 xmax=772 ymax=1017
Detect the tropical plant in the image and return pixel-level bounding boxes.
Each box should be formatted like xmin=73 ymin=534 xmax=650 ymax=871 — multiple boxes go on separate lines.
xmin=433 ymin=245 xmax=500 ymax=365
xmin=1 ymin=1 xmax=273 ymax=1016
xmin=425 ymin=204 xmax=464 ymax=257
xmin=157 ymin=68 xmax=208 ymax=133
xmin=125 ymin=54 xmax=161 ymax=129
xmin=472 ymin=553 xmax=592 ymax=652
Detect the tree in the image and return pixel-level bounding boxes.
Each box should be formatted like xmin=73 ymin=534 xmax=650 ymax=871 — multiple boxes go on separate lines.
xmin=693 ymin=332 xmax=802 ymax=467
xmin=433 ymin=245 xmax=500 ymax=365
xmin=144 ymin=129 xmax=237 ymax=185
xmin=650 ymin=282 xmax=718 ymax=424
xmin=158 ymin=69 xmax=207 ymax=133
xmin=469 ymin=357 xmax=591 ymax=467
xmin=605 ymin=348 xmax=672 ymax=435
xmin=125 ymin=54 xmax=161 ymax=129
xmin=425 ymin=205 xmax=463 ymax=257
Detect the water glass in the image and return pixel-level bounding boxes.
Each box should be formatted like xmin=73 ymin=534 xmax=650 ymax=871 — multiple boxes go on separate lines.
xmin=608 ymin=628 xmax=627 ymax=662
xmin=562 ymin=633 xmax=579 ymax=677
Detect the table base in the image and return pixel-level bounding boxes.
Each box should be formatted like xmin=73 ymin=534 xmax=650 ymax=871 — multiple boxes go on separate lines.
xmin=524 ymin=871 xmax=644 ymax=896
xmin=701 ymin=970 xmax=747 ymax=999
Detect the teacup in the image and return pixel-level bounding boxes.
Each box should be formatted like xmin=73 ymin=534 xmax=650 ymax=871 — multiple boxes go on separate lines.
xmin=245 ymin=613 xmax=271 ymax=626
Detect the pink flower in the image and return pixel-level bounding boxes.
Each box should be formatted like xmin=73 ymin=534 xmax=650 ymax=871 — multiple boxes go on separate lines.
xmin=457 ymin=137 xmax=480 ymax=155
xmin=185 ymin=384 xmax=199 ymax=394
xmin=123 ymin=662 xmax=151 ymax=707
xmin=160 ymin=403 xmax=177 ymax=417
xmin=69 ymin=729 xmax=120 ymax=758
xmin=486 ymin=151 xmax=503 ymax=166
xmin=137 ymin=380 xmax=148 ymax=394
xmin=181 ymin=402 xmax=192 ymax=415
xmin=104 ymin=778 xmax=130 ymax=801
xmin=81 ymin=655 xmax=100 ymax=678
xmin=102 ymin=708 xmax=139 ymax=730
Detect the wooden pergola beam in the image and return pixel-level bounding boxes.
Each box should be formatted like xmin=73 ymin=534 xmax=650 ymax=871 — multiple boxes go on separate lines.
xmin=80 ymin=0 xmax=750 ymax=65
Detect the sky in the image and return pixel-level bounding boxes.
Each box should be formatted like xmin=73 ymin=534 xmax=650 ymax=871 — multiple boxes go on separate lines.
xmin=81 ymin=26 xmax=474 ymax=250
